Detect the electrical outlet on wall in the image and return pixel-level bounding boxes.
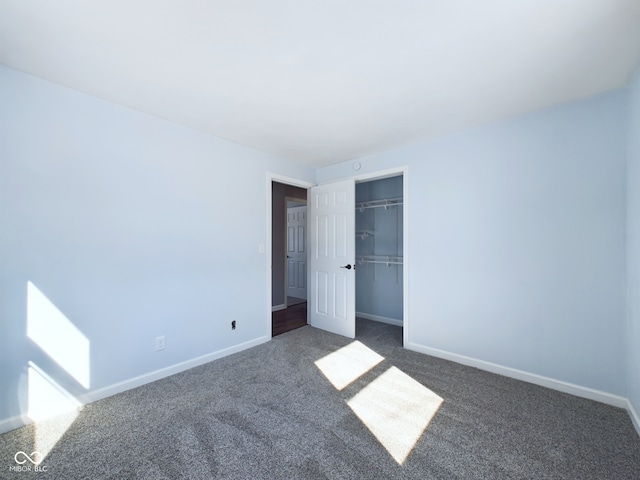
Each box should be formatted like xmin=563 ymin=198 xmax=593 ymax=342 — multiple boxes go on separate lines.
xmin=155 ymin=336 xmax=166 ymax=351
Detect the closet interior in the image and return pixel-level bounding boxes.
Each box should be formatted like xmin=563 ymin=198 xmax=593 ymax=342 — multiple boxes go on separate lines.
xmin=355 ymin=175 xmax=404 ymax=329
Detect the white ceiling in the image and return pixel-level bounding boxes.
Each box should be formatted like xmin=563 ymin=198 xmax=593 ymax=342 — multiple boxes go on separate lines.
xmin=2 ymin=1 xmax=640 ymax=167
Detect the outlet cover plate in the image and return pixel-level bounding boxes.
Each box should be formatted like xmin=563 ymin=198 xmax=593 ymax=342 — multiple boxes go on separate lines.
xmin=155 ymin=336 xmax=166 ymax=351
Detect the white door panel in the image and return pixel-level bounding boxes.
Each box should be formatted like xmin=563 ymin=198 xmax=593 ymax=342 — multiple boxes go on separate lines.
xmin=286 ymin=206 xmax=307 ymax=299
xmin=309 ymin=179 xmax=355 ymax=338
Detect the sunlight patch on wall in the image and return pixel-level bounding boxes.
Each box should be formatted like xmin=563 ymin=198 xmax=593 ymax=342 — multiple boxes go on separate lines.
xmin=347 ymin=366 xmax=443 ymax=464
xmin=314 ymin=340 xmax=384 ymax=390
xmin=27 ymin=281 xmax=90 ymax=388
xmin=27 ymin=362 xmax=81 ymax=459
xmin=27 ymin=362 xmax=81 ymax=421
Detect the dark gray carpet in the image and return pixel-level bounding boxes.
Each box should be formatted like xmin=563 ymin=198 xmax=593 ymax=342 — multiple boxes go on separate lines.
xmin=1 ymin=319 xmax=639 ymax=479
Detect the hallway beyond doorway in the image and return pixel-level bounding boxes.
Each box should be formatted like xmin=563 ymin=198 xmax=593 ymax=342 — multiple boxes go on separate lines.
xmin=272 ymin=302 xmax=307 ymax=336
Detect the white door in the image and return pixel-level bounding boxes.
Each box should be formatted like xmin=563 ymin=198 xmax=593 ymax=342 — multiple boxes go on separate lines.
xmin=286 ymin=205 xmax=307 ymax=300
xmin=309 ymin=179 xmax=356 ymax=338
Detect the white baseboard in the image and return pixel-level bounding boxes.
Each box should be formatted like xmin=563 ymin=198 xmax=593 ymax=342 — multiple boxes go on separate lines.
xmin=0 ymin=414 xmax=31 ymax=436
xmin=405 ymin=341 xmax=628 ymax=409
xmin=0 ymin=335 xmax=270 ymax=435
xmin=628 ymin=399 xmax=640 ymax=437
xmin=78 ymin=335 xmax=270 ymax=404
xmin=272 ymin=304 xmax=286 ymax=312
xmin=356 ymin=312 xmax=403 ymax=327
xmin=4 ymin=336 xmax=637 ymax=439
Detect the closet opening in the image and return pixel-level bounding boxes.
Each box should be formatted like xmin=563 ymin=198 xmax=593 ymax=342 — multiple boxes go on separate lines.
xmin=355 ymin=174 xmax=404 ymax=343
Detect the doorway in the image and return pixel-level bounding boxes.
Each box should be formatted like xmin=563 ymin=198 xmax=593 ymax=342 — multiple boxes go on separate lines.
xmin=355 ymin=175 xmax=404 ymax=340
xmin=267 ymin=167 xmax=408 ymax=345
xmin=352 ymin=168 xmax=408 ymax=346
xmin=285 ymin=199 xmax=307 ymax=303
xmin=271 ymin=180 xmax=310 ymax=336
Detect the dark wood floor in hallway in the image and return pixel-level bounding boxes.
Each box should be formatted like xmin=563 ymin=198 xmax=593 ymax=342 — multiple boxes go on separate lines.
xmin=272 ymin=302 xmax=307 ymax=336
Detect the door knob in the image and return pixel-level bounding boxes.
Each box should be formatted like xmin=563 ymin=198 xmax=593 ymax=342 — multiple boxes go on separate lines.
xmin=340 ymin=264 xmax=353 ymax=270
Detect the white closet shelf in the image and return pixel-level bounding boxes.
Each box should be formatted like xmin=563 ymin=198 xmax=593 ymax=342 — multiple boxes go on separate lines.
xmin=357 ymin=255 xmax=403 ymax=266
xmin=356 ymin=197 xmax=403 ymax=211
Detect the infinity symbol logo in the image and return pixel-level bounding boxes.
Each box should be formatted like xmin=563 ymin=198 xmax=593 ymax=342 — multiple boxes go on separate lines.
xmin=14 ymin=451 xmax=43 ymax=465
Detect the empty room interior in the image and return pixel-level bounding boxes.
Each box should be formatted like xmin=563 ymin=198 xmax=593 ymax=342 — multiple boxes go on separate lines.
xmin=2 ymin=1 xmax=640 ymax=478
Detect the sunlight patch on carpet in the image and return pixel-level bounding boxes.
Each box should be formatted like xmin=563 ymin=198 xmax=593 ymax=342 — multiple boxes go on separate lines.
xmin=314 ymin=340 xmax=384 ymax=390
xmin=315 ymin=340 xmax=443 ymax=464
xmin=347 ymin=366 xmax=443 ymax=464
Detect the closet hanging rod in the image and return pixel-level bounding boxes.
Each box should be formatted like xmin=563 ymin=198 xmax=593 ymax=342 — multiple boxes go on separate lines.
xmin=357 ymin=255 xmax=403 ymax=266
xmin=358 ymin=260 xmax=403 ymax=266
xmin=356 ymin=197 xmax=403 ymax=211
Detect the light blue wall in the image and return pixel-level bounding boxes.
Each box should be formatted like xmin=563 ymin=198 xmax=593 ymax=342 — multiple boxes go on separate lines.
xmin=0 ymin=63 xmax=635 ymax=431
xmin=319 ymin=90 xmax=628 ymax=395
xmin=0 ymin=66 xmax=314 ymax=428
xmin=627 ymin=65 xmax=640 ymax=420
